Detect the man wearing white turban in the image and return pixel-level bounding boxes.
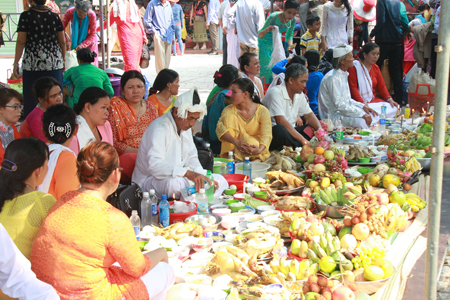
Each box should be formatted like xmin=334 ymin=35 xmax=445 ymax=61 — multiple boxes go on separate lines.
xmin=318 ymin=44 xmax=378 ymax=128
xmin=133 ymin=87 xmax=228 ymax=199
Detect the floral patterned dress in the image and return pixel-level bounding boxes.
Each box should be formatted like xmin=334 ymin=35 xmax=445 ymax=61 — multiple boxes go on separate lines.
xmin=258 ymin=12 xmax=295 ymax=84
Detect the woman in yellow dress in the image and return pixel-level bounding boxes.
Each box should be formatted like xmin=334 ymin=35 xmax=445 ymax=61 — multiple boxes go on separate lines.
xmin=216 ymin=78 xmax=272 ymax=161
xmin=0 ymin=138 xmax=55 ymax=260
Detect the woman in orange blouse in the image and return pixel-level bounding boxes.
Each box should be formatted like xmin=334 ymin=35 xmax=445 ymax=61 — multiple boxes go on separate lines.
xmin=30 ymin=142 xmax=174 ymax=300
xmin=37 ymin=104 xmax=80 ymax=200
xmin=108 ymin=71 xmax=159 ymax=182
xmin=147 ymin=69 xmax=180 ymax=116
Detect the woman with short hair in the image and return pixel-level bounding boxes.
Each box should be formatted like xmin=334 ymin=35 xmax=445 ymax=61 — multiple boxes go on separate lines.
xmin=216 ymin=78 xmax=272 ymax=161
xmin=19 ymin=77 xmax=63 ymax=141
xmin=0 ymin=89 xmax=23 ymax=163
xmin=31 ymin=141 xmax=174 ymax=299
xmin=69 ymin=87 xmax=113 ymax=155
xmin=62 ymin=0 xmax=99 ymax=66
xmin=63 ymin=48 xmax=114 ymax=108
xmin=37 ymin=104 xmax=80 ymax=200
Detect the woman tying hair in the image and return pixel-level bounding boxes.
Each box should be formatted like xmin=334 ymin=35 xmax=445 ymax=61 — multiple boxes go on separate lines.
xmin=0 ymin=138 xmax=55 ymax=260
xmin=239 ymin=52 xmax=265 ymax=99
xmin=31 ymin=142 xmax=174 ymax=299
xmin=62 ymin=0 xmax=98 ymax=66
xmin=20 ymin=77 xmax=63 ymax=141
xmin=70 ymin=87 xmax=113 ymax=155
xmin=348 ymin=42 xmax=399 ymax=117
xmin=202 ymin=64 xmax=240 ymax=154
xmin=147 ymin=69 xmax=180 ymax=117
xmin=0 ymin=89 xmax=23 ymax=163
xmin=108 ymin=70 xmax=158 ymax=182
xmin=216 ymin=78 xmax=272 ymax=161
xmin=37 ymin=104 xmax=80 ymax=200
xmin=63 ymin=48 xmax=114 ymax=108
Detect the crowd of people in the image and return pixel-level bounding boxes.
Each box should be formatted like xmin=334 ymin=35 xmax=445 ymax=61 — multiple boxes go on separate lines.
xmin=0 ymin=0 xmax=445 ymax=297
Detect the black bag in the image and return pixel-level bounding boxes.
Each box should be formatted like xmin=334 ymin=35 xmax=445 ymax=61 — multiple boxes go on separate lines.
xmin=107 ymin=183 xmax=143 ymax=218
xmin=193 ymin=136 xmax=214 ymax=172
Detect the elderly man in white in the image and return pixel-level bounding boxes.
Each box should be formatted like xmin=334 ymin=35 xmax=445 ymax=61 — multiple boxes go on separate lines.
xmin=133 ymin=88 xmax=228 ymax=200
xmin=318 ymin=44 xmax=378 ymax=128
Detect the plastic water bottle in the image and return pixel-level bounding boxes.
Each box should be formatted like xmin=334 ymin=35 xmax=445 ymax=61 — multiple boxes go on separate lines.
xmin=181 ymin=180 xmax=210 ymax=199
xmin=196 ymin=189 xmax=208 ymax=214
xmin=379 ymin=105 xmax=387 ymax=132
xmin=243 ymin=157 xmax=252 ymax=182
xmin=140 ymin=192 xmax=152 ymax=227
xmin=336 ymin=119 xmax=344 ymax=147
xmin=130 ymin=210 xmax=141 ymax=239
xmin=159 ymin=195 xmax=170 ymax=227
xmin=150 ymin=189 xmax=158 ymax=225
xmin=205 ymin=170 xmax=214 ymax=202
xmin=227 ymin=151 xmax=235 ymax=174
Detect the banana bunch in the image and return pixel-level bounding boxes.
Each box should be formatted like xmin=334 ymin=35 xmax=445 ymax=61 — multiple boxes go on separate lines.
xmin=307 ymin=232 xmax=341 ymax=259
xmin=274 ymin=153 xmax=297 ymax=171
xmin=317 ymin=184 xmax=361 ymax=206
xmin=380 ymin=203 xmax=409 ymax=232
xmin=405 ymin=157 xmax=421 ymax=173
xmin=269 ymin=257 xmax=319 ymax=281
xmin=405 ymin=193 xmax=427 ymax=212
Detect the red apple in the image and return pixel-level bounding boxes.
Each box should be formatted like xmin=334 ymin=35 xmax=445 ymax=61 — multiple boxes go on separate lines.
xmin=332 ymin=286 xmax=356 ymax=300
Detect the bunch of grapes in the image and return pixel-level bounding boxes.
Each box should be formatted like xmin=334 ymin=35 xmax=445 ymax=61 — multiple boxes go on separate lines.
xmin=351 ymin=247 xmax=386 ymax=269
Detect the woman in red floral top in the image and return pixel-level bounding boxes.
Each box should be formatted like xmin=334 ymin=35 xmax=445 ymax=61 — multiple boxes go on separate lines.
xmin=108 ymin=70 xmax=159 ymax=182
xmin=62 ymin=0 xmax=98 ymax=66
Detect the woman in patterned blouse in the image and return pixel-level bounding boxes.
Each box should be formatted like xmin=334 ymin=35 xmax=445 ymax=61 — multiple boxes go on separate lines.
xmin=108 ymin=70 xmax=159 ymax=182
xmin=13 ymin=0 xmax=65 ymax=118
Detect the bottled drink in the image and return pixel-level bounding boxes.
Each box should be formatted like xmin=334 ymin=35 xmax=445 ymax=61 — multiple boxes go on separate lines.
xmin=150 ymin=189 xmax=158 ymax=225
xmin=336 ymin=119 xmax=344 ymax=147
xmin=130 ymin=210 xmax=141 ymax=239
xmin=205 ymin=170 xmax=214 ymax=202
xmin=227 ymin=151 xmax=235 ymax=174
xmin=243 ymin=157 xmax=252 ymax=181
xmin=379 ymin=105 xmax=387 ymax=132
xmin=140 ymin=192 xmax=152 ymax=227
xmin=181 ymin=181 xmax=211 ymax=199
xmin=196 ymin=189 xmax=208 ymax=214
xmin=159 ymin=195 xmax=170 ymax=227
xmin=404 ymin=104 xmax=411 ymax=119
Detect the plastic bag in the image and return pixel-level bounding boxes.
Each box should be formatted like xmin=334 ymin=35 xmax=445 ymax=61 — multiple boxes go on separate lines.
xmin=407 ymin=69 xmax=436 ymax=95
xmin=65 ymin=50 xmax=79 ymax=70
xmin=269 ymin=26 xmax=286 ymax=68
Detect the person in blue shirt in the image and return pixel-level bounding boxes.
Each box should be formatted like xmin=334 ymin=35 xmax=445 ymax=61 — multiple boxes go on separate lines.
xmin=144 ymin=0 xmax=175 ymax=73
xmin=170 ymin=0 xmax=184 ymax=56
xmin=304 ymin=49 xmax=323 ymax=116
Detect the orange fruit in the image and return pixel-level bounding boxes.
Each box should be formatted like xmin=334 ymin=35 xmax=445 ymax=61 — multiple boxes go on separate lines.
xmin=429 ymin=115 xmax=434 ymax=121
xmin=315 ymin=147 xmax=325 ymax=155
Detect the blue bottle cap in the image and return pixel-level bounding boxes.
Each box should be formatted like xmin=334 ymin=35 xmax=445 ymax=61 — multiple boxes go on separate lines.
xmin=161 ymin=194 xmax=167 ymax=200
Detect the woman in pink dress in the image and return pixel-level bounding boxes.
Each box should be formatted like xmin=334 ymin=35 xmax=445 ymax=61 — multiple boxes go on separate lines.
xmin=62 ymin=0 xmax=99 ymax=66
xmin=109 ymin=0 xmax=147 ymax=71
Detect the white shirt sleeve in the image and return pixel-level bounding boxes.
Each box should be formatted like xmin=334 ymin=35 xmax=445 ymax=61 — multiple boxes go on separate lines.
xmin=254 ymin=1 xmax=265 ymax=32
xmin=264 ymin=88 xmax=285 ymax=119
xmin=227 ymin=3 xmax=237 ymax=30
xmin=297 ymin=93 xmax=313 ymax=116
xmin=223 ymin=3 xmax=231 ymax=28
xmin=0 ymin=225 xmax=60 ymax=300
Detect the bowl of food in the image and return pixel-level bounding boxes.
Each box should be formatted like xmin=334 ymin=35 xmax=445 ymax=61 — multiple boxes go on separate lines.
xmin=184 ymin=274 xmax=213 ymax=286
xmin=222 ymin=174 xmax=250 ymax=192
xmin=192 ymin=238 xmax=214 ymax=252
xmin=357 ymin=167 xmax=370 ymax=174
xmin=224 ymin=188 xmax=237 ymax=195
xmin=264 ymin=215 xmax=282 ymax=226
xmin=213 ymin=157 xmax=228 ymax=174
xmin=244 ymin=214 xmax=264 ymax=224
xmin=221 ymin=216 xmax=239 ymax=229
xmin=203 ymin=231 xmax=226 ymax=242
xmin=229 ymin=201 xmax=246 ymax=212
xmin=254 ymin=191 xmax=268 ymax=199
xmin=181 ymin=259 xmax=208 ymax=274
xmin=257 ymin=205 xmax=276 ymax=214
xmin=212 ymin=241 xmax=233 ymax=253
xmin=185 ymin=213 xmax=222 ymax=231
xmin=359 ymin=158 xmax=371 ymax=163
xmin=238 ymin=206 xmax=256 ymax=215
xmin=261 ymin=210 xmax=281 ymax=218
xmin=211 ymin=208 xmax=231 ymax=217
xmin=210 ymin=204 xmax=228 ymax=210
xmin=225 ymin=199 xmax=240 ymax=206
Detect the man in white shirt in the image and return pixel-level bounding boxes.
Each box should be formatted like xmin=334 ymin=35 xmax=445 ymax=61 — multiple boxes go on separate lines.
xmin=207 ymin=0 xmax=221 ymax=55
xmin=227 ymin=0 xmax=265 ymax=55
xmin=262 ymin=64 xmax=321 ymax=150
xmin=0 ymin=224 xmax=59 ymax=300
xmin=133 ymin=88 xmax=228 ymax=199
xmin=218 ymin=0 xmax=230 ymax=64
xmin=318 ymin=44 xmax=378 ymax=128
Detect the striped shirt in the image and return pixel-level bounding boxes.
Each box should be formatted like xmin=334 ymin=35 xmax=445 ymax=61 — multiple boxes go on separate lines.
xmin=300 ymin=29 xmax=321 ymax=52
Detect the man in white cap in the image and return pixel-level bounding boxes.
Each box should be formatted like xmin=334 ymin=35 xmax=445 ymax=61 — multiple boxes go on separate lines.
xmin=132 ymin=88 xmax=228 ymax=199
xmin=318 ymin=44 xmax=378 ymax=128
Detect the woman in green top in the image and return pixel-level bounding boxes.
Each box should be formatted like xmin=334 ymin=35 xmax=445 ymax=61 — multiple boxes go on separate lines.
xmin=258 ymin=0 xmax=299 ymax=85
xmin=63 ymin=48 xmax=114 ymax=108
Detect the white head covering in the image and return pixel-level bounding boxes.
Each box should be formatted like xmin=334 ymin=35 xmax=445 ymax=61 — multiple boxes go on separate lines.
xmin=333 ymin=44 xmax=353 ymax=58
xmin=174 ymin=87 xmax=207 ymax=121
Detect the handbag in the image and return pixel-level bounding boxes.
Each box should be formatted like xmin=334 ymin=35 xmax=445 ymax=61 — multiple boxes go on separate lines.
xmin=107 ymin=183 xmax=143 ymax=218
xmin=140 ymin=43 xmax=150 ymax=69
xmin=193 ymin=135 xmax=214 ymax=172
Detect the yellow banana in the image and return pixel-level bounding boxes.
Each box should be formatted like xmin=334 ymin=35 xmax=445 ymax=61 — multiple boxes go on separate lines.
xmin=410 ymin=205 xmax=420 ymax=212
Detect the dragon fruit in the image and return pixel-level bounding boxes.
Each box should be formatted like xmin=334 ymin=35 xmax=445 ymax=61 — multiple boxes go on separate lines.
xmin=315 ymin=128 xmax=326 ymax=140
xmin=317 ymin=140 xmax=330 ymax=151
xmin=314 ymin=155 xmax=326 ymax=164
xmin=319 ymin=121 xmax=329 ymax=132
